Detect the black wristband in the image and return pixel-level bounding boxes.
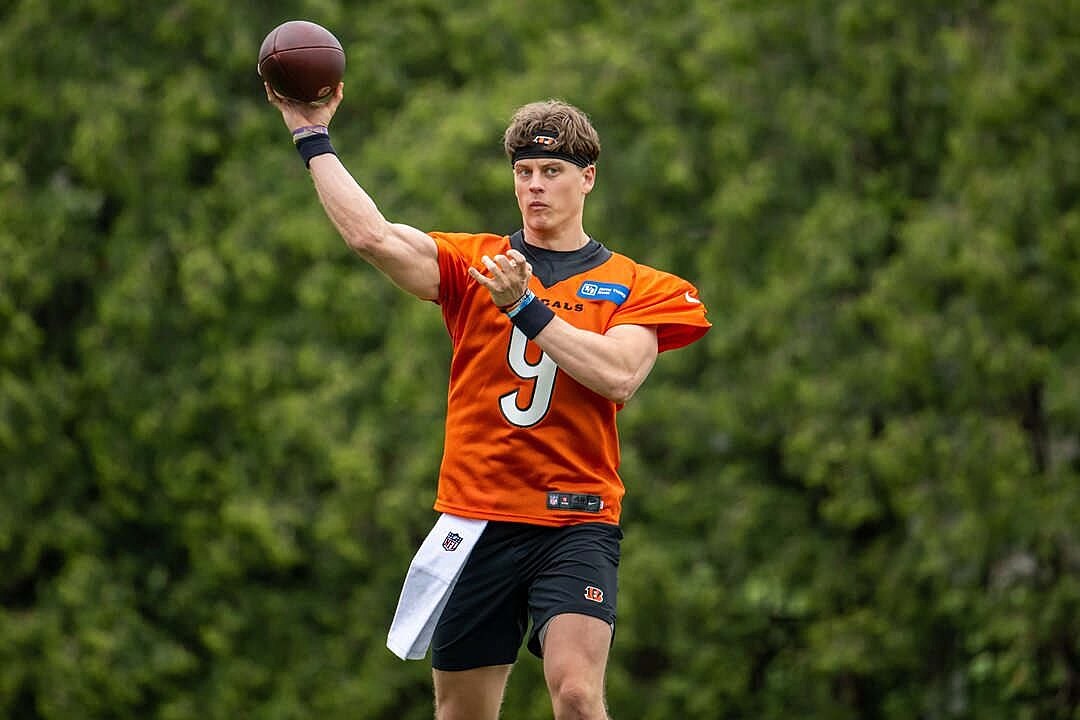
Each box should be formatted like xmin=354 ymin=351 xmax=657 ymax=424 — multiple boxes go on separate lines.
xmin=509 ymin=296 xmax=555 ymax=339
xmin=296 ymin=134 xmax=336 ymax=168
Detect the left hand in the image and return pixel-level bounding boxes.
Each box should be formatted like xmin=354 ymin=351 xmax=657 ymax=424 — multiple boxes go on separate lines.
xmin=468 ymin=249 xmax=532 ymax=307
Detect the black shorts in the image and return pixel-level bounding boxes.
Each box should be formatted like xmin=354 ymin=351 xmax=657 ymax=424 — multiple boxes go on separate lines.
xmin=431 ymin=521 xmax=622 ymax=671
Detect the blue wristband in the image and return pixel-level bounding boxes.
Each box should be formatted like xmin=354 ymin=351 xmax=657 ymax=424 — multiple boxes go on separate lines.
xmin=504 ymin=290 xmax=535 ymax=318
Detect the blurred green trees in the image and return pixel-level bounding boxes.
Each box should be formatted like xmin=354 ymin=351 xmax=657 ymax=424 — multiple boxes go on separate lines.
xmin=1 ymin=0 xmax=1077 ymax=717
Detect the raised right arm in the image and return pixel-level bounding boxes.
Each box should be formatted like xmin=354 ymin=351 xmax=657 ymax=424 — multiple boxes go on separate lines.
xmin=269 ymin=83 xmax=440 ymax=301
xmin=308 ymin=153 xmax=439 ymax=300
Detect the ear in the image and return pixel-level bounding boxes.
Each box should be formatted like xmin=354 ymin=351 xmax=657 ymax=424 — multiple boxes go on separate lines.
xmin=581 ymin=164 xmax=597 ymax=194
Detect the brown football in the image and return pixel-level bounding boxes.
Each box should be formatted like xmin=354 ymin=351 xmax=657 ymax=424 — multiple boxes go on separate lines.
xmin=258 ymin=20 xmax=345 ymax=103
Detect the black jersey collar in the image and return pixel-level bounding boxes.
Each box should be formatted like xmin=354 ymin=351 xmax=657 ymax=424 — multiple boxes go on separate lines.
xmin=509 ymin=230 xmax=612 ymax=288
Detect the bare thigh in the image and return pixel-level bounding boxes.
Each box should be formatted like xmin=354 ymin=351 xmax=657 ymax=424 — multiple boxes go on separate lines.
xmin=542 ymin=613 xmax=613 ymax=720
xmin=433 ymin=664 xmax=513 ymax=720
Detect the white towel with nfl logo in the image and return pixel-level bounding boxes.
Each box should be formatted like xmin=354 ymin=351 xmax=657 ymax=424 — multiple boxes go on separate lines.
xmin=387 ymin=513 xmax=488 ymax=660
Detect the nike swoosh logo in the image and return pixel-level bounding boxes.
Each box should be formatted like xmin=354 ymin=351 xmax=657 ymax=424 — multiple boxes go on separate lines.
xmin=685 ymin=291 xmax=702 ymax=304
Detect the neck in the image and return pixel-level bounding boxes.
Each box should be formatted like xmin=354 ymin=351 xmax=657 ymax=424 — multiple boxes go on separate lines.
xmin=522 ymin=225 xmax=590 ymax=252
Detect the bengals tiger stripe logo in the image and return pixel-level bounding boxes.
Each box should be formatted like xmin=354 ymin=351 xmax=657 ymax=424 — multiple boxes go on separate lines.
xmin=584 ymin=586 xmax=604 ymax=603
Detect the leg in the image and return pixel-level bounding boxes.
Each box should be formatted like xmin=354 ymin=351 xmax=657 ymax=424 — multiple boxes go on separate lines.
xmin=433 ymin=664 xmax=513 ymax=720
xmin=431 ymin=524 xmax=531 ymax=719
xmin=542 ymin=613 xmax=613 ymax=720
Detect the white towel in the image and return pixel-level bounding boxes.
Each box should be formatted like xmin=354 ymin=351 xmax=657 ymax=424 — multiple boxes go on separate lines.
xmin=386 ymin=513 xmax=488 ymax=661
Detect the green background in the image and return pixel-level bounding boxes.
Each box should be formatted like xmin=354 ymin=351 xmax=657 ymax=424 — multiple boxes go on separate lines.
xmin=2 ymin=0 xmax=1078 ymax=717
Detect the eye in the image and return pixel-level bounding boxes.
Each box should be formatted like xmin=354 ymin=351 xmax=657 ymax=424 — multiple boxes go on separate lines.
xmin=544 ymin=166 xmax=560 ymax=177
xmin=516 ymin=167 xmax=532 ymax=178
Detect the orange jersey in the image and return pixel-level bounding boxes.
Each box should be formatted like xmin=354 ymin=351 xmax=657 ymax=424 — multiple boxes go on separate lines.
xmin=431 ymin=231 xmax=710 ymax=526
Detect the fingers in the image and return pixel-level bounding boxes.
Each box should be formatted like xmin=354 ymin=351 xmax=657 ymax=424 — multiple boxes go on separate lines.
xmin=264 ymin=82 xmax=282 ymax=106
xmin=472 ymin=253 xmax=533 ymax=308
xmin=505 ymin=250 xmax=532 ymax=277
xmin=471 ymin=252 xmax=531 ymax=281
xmin=467 ymin=265 xmax=491 ymax=287
xmin=485 ymin=254 xmax=509 ymax=276
xmin=481 ymin=254 xmax=527 ymax=282
xmin=328 ymin=81 xmax=345 ymax=108
xmin=266 ymin=82 xmax=340 ymax=130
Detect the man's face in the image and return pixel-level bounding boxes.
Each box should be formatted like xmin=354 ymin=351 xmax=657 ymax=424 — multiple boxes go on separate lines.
xmin=513 ymin=158 xmax=595 ymax=232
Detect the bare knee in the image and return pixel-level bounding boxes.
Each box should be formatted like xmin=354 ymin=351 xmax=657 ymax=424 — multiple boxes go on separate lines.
xmin=435 ymin=698 xmax=483 ymax=720
xmin=435 ymin=694 xmax=500 ymax=720
xmin=550 ymin=678 xmax=608 ymax=720
xmin=434 ymin=692 xmax=473 ymax=720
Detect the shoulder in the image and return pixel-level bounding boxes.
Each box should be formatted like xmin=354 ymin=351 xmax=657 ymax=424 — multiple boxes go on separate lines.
xmin=601 ymin=251 xmax=690 ymax=289
xmin=603 ymin=252 xmax=711 ymax=352
xmin=555 ymin=250 xmax=690 ymax=304
xmin=431 ymin=231 xmax=509 ymax=259
xmin=432 ymin=232 xmax=510 ymax=307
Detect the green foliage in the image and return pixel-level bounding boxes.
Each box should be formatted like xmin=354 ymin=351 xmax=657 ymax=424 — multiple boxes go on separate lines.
xmin=1 ymin=0 xmax=1078 ymax=717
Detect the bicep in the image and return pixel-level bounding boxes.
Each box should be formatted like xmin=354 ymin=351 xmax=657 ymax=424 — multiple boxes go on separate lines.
xmin=609 ymin=323 xmax=656 ymax=375
xmin=533 ymin=320 xmax=658 ymax=404
xmin=360 ymin=222 xmax=441 ymax=300
xmin=604 ymin=323 xmax=659 ymax=388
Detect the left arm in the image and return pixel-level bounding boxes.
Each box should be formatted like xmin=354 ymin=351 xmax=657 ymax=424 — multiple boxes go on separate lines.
xmin=469 ymin=249 xmax=659 ymax=404
xmin=533 ymin=320 xmax=658 ymax=405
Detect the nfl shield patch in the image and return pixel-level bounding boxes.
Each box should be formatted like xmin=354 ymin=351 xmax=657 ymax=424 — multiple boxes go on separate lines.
xmin=442 ymin=532 xmax=463 ymax=552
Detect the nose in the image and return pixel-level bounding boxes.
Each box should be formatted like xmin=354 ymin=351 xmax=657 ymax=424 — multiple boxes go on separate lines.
xmin=527 ymin=173 xmax=545 ymax=192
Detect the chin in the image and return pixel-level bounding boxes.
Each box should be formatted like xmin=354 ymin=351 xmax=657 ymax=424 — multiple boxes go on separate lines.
xmin=525 ymin=212 xmax=556 ymax=229
xmin=527 ymin=221 xmax=556 ymax=237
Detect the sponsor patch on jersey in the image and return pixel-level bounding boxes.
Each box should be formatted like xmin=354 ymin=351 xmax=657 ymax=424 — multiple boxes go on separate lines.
xmin=577 ymin=281 xmax=630 ymax=305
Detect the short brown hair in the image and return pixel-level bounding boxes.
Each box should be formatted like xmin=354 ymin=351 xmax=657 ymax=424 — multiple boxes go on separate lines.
xmin=503 ymin=99 xmax=601 ymax=165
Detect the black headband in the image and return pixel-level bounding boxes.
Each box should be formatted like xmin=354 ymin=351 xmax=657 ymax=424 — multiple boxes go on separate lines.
xmin=511 ymin=130 xmax=593 ymax=168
